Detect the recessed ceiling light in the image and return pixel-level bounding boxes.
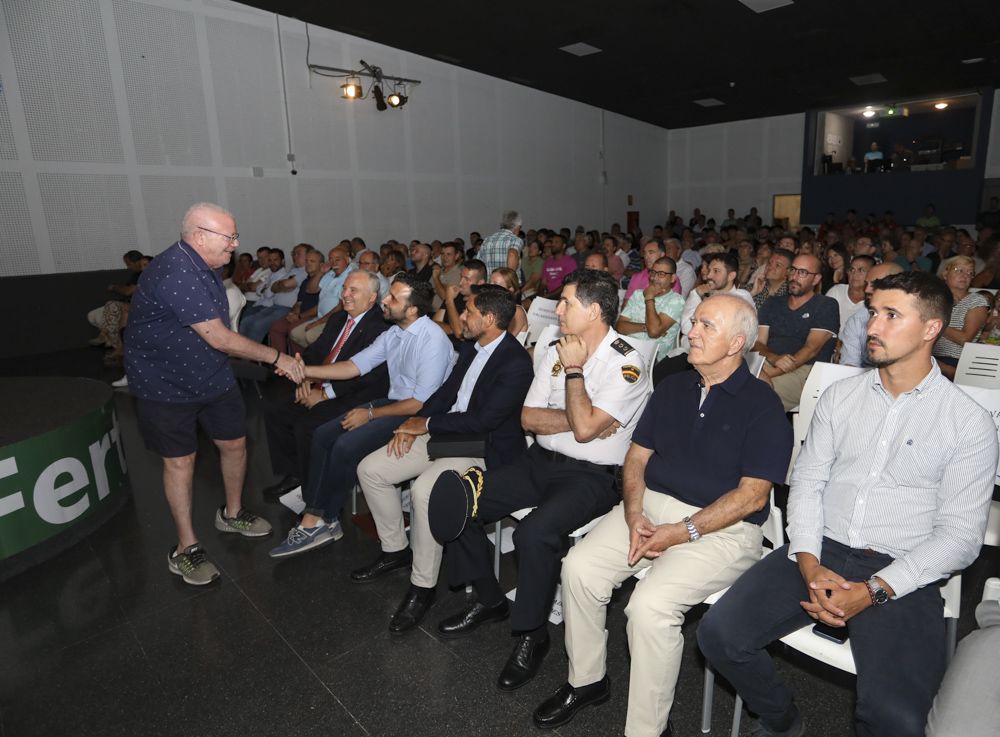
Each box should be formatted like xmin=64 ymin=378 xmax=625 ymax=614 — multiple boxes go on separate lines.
xmin=693 ymin=98 xmax=725 ymax=107
xmin=559 ymin=42 xmax=602 ymax=57
xmin=961 ymin=57 xmax=986 ymax=65
xmin=850 ymin=73 xmax=888 ymax=86
xmin=862 ymin=110 xmax=876 ymax=118
xmin=737 ymin=0 xmax=794 ymax=13
xmin=935 ymin=102 xmax=949 ymax=110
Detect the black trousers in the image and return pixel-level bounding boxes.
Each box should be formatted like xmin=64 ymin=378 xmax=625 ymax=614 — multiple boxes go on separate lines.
xmin=262 ymin=389 xmax=361 ymax=482
xmin=446 ymin=443 xmax=620 ymax=632
xmin=697 ymin=538 xmax=947 ymax=737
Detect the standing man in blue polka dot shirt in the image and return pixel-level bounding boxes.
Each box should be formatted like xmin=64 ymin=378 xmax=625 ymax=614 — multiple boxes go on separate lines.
xmin=125 ymin=202 xmax=305 ymax=586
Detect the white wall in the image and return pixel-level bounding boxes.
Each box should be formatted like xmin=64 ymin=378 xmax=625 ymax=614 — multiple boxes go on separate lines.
xmin=0 ymin=0 xmax=669 ymax=276
xmin=984 ymin=89 xmax=1000 ymax=180
xmin=666 ymin=113 xmax=804 ymax=224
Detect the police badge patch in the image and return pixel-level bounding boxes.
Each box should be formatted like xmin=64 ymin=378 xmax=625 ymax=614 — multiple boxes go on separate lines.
xmin=621 ymin=365 xmax=641 ymax=383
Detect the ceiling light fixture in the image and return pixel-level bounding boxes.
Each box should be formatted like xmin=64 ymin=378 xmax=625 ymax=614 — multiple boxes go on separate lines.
xmin=862 ymin=109 xmax=876 ymax=118
xmin=961 ymin=57 xmax=986 ymax=64
xmin=386 ymin=85 xmax=408 ymax=108
xmin=886 ymin=104 xmax=896 ymax=116
xmin=934 ymin=102 xmax=948 ymax=110
xmin=340 ymin=77 xmax=364 ymax=99
xmin=311 ymin=57 xmax=421 ymax=111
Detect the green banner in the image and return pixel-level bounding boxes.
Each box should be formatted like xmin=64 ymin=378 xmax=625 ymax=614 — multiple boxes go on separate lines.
xmin=0 ymin=399 xmax=128 ymax=561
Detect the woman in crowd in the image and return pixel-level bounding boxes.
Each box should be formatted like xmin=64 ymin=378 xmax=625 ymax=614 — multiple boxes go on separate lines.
xmin=822 ymin=243 xmax=849 ymax=292
xmin=934 ymin=255 xmax=991 ymax=379
xmin=232 ymin=252 xmax=254 ymax=290
xmin=972 ymin=238 xmax=1000 ymax=289
xmin=490 ymin=267 xmax=529 ymax=337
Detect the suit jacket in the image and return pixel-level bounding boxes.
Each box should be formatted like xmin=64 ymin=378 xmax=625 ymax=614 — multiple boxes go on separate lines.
xmin=303 ymin=307 xmax=390 ymax=404
xmin=418 ymin=332 xmax=533 ymax=469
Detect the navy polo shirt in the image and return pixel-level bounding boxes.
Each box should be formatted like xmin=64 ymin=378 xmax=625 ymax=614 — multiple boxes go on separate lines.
xmin=758 ymin=293 xmax=840 ymax=364
xmin=124 ymin=241 xmax=235 ymax=402
xmin=631 ymin=363 xmax=792 ymax=525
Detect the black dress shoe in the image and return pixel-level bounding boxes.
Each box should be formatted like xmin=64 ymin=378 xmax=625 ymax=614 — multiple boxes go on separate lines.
xmin=263 ymin=475 xmax=300 ymax=502
xmin=350 ymin=549 xmax=413 ymax=583
xmin=436 ymin=599 xmax=509 ymax=638
xmin=497 ymin=632 xmax=551 ymax=691
xmin=533 ymin=676 xmax=610 ymax=729
xmin=389 ymin=585 xmax=436 ymax=635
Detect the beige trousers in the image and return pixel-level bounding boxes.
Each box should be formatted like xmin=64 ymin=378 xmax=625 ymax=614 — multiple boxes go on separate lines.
xmin=356 ymin=433 xmax=483 ymax=588
xmin=289 ymin=320 xmax=326 ymax=349
xmin=561 ymin=493 xmax=762 ymax=737
xmin=768 ymin=362 xmax=814 ymax=411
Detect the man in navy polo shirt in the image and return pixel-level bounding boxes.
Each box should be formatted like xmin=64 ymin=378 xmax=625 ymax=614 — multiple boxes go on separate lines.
xmin=532 ymin=294 xmax=791 ymax=737
xmin=125 ymin=202 xmax=305 ymax=586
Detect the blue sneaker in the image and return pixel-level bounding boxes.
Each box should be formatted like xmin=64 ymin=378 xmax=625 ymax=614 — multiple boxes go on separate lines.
xmin=269 ymin=523 xmax=335 ymax=558
xmin=325 ymin=518 xmax=345 ymax=542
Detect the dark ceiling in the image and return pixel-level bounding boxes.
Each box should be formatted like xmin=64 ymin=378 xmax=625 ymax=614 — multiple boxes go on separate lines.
xmin=245 ymin=0 xmax=1000 ymax=129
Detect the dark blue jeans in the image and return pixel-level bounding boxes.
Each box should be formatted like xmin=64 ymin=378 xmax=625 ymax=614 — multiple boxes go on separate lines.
xmin=303 ymin=398 xmax=405 ymax=521
xmin=697 ymin=538 xmax=946 ymax=737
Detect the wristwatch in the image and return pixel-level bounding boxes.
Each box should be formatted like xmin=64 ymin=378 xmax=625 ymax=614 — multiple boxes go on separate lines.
xmin=865 ymin=577 xmax=890 ymax=606
xmin=682 ymin=516 xmax=701 ymax=542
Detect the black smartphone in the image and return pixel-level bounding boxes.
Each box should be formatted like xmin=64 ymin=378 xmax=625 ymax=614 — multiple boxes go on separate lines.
xmin=812 ymin=622 xmax=849 ymax=644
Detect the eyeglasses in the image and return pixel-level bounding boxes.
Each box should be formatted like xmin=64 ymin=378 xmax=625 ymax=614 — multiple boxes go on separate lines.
xmin=788 ymin=267 xmax=819 ymax=277
xmin=949 ymin=268 xmax=974 ymax=277
xmin=198 ymin=226 xmax=239 ymax=244
xmin=649 ymin=270 xmax=675 ymax=277
xmin=847 ymin=267 xmax=869 ymax=274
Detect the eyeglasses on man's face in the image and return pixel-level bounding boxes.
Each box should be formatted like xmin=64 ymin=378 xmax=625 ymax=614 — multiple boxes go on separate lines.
xmin=649 ymin=269 xmax=675 ymax=278
xmin=788 ymin=267 xmax=819 ymax=278
xmin=198 ymin=226 xmax=240 ymax=244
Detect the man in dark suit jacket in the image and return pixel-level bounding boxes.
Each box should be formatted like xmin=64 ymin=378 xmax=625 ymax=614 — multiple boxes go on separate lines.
xmin=354 ymin=284 xmax=533 ymax=634
xmin=262 ymin=270 xmax=389 ymax=499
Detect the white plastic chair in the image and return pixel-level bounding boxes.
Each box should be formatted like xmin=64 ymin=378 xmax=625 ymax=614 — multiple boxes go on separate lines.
xmin=954 ymin=384 xmax=1000 ymax=547
xmin=532 ymin=324 xmax=562 ymax=375
xmin=525 ymin=297 xmax=559 ymax=345
xmin=955 ymin=342 xmax=1000 ymax=388
xmin=745 ymin=351 xmax=765 ymax=378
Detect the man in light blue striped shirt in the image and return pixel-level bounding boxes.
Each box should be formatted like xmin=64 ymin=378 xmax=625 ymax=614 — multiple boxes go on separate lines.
xmin=699 ymin=271 xmax=998 ymax=737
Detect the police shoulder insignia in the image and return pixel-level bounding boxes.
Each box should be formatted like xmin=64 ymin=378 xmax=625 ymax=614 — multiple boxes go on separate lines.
xmin=551 ymin=360 xmax=563 ymax=377
xmin=610 ymin=338 xmax=635 ymax=356
xmin=621 ymin=364 xmax=641 ymax=383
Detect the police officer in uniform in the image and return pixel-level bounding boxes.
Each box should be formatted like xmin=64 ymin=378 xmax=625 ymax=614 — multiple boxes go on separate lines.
xmin=429 ymin=269 xmax=651 ymax=691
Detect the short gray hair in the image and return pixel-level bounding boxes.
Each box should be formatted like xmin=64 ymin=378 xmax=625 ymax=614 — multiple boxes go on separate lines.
xmin=501 ymin=210 xmax=522 ymax=230
xmin=181 ymin=202 xmax=233 ymax=240
xmin=706 ymin=293 xmax=758 ymax=355
xmin=348 ymin=267 xmax=381 ymax=296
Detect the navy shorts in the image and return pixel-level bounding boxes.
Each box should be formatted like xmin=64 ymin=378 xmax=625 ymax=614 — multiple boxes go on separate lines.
xmin=135 ymin=385 xmax=246 ymax=458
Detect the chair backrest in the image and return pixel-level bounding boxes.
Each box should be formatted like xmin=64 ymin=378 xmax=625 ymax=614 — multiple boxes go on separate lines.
xmin=514 ymin=330 xmax=529 ymax=346
xmin=525 ymin=297 xmax=559 ymax=345
xmin=226 ymin=284 xmax=247 ymax=332
xmin=761 ymin=488 xmax=784 ymax=550
xmin=630 ymin=338 xmax=658 ymax=372
xmin=617 ymin=289 xmax=628 ymax=313
xmin=745 ymin=351 xmax=766 ymax=378
xmin=532 ymin=324 xmax=562 ymax=374
xmin=955 ymin=342 xmax=1000 ymax=389
xmin=954 ymin=384 xmax=1000 ymax=480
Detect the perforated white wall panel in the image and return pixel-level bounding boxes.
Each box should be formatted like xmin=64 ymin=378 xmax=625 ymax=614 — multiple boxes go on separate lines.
xmin=296 ymin=178 xmax=356 ymax=246
xmin=0 ymin=75 xmax=17 ymax=159
xmin=141 ymin=175 xmax=218 ymax=251
xmin=205 ymin=16 xmax=285 ymax=168
xmin=225 ymin=176 xmax=292 ymax=249
xmin=4 ymin=0 xmax=123 ymax=162
xmin=113 ymin=0 xmax=210 ymax=166
xmin=0 ymin=171 xmax=39 ymax=275
xmin=37 ymin=173 xmax=136 ymax=271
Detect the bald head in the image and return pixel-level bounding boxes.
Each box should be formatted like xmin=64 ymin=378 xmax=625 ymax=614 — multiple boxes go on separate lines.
xmin=181 ymin=202 xmax=233 ymax=241
xmin=864 ymin=261 xmax=903 ymax=298
xmin=708 ymin=293 xmax=759 ymax=354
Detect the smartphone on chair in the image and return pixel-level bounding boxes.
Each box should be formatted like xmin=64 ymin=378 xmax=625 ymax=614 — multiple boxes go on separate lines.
xmin=812 ymin=622 xmax=849 ymax=644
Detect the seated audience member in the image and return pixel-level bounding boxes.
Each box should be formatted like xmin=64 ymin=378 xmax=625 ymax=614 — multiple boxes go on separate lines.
xmin=428 ymin=270 xmax=650 ymax=691
xmin=932 ymin=255 xmax=990 ymax=379
xmin=750 ymin=248 xmax=793 ymax=310
xmin=822 ymin=243 xmax=849 ymax=292
xmin=616 ymin=256 xmax=685 ymax=365
xmin=269 ymin=275 xmax=453 ymax=557
xmin=602 ymin=235 xmax=625 ymax=283
xmin=238 ymin=247 xmax=291 ymax=342
xmin=381 ymin=250 xmax=406 ymax=283
xmin=735 ymin=239 xmax=756 ymax=288
xmin=971 ymin=237 xmax=1000 ymax=288
xmin=232 ymin=252 xmax=254 ymax=290
xmin=261 ymin=270 xmax=390 ymax=501
xmin=268 ymin=248 xmax=324 ymax=354
xmin=289 ymin=246 xmax=354 ymax=352
xmin=540 ymin=234 xmax=577 ymax=297
xmin=432 ymin=241 xmax=464 ymax=309
xmin=747 ymin=241 xmax=773 ymax=287
xmin=838 ymin=261 xmax=903 ymax=367
xmin=852 ymin=235 xmax=877 ymax=260
xmin=698 ymin=271 xmax=997 ymax=737
xmin=521 ymin=239 xmax=545 ymax=299
xmin=827 ymin=254 xmax=872 ymax=330
xmin=408 ymin=241 xmax=436 ymax=282
xmin=435 ymin=259 xmax=487 ymax=338
xmin=584 ymin=251 xmax=609 ymax=272
xmin=489 ymin=267 xmax=529 ymax=337
xmin=896 ymin=234 xmax=932 ymax=273
xmin=925 ymin=593 xmax=1000 ymax=737
xmin=664 ymin=238 xmax=696 ymax=297
xmin=354 ymin=285 xmax=534 ymax=633
xmin=357 ymin=248 xmax=390 ymax=298
xmin=623 ymin=239 xmax=666 ymax=305
xmin=349 ymin=236 xmax=368 ymax=263
xmin=241 ymin=245 xmax=273 ymax=299
xmin=926 ymin=230 xmax=956 ymax=275
xmin=755 ymin=255 xmax=839 ymax=411
xmin=533 ymin=295 xmax=790 ymax=737
xmin=87 ymin=249 xmax=144 ymax=348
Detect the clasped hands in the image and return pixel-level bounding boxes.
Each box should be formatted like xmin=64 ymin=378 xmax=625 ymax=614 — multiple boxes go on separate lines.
xmin=625 ymin=510 xmax=687 ymax=567
xmin=797 ymin=558 xmax=872 ymax=627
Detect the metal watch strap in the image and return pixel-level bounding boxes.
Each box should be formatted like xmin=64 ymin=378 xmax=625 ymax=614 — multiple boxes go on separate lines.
xmin=682 ymin=515 xmax=701 ymax=542
xmin=866 ymin=577 xmax=889 ymax=605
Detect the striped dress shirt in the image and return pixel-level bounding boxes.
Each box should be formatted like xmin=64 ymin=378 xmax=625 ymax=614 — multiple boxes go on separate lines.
xmin=787 ymin=360 xmax=997 ymax=598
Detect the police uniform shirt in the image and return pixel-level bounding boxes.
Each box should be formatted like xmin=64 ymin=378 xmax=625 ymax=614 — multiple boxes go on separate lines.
xmin=524 ymin=328 xmax=650 ymax=465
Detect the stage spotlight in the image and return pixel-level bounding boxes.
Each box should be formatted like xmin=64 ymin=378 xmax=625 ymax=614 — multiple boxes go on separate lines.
xmin=340 ymin=77 xmax=363 ymax=99
xmin=387 ymin=91 xmax=408 ymax=108
xmin=373 ymin=84 xmax=387 ymax=111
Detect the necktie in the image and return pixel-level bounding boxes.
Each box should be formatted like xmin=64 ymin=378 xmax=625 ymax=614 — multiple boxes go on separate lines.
xmin=323 ymin=317 xmax=355 ymax=364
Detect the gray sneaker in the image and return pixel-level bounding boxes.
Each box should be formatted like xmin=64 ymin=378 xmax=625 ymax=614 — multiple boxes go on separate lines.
xmin=268 ymin=523 xmax=335 ymax=558
xmin=215 ymin=506 xmax=272 ymax=537
xmin=168 ymin=544 xmax=220 ymax=586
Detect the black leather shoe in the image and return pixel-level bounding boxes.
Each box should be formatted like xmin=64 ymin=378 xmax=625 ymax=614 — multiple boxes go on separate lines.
xmin=350 ymin=549 xmax=413 ymax=583
xmin=263 ymin=475 xmax=300 ymax=502
xmin=497 ymin=633 xmax=551 ymax=691
xmin=533 ymin=676 xmax=610 ymax=729
xmin=436 ymin=599 xmax=509 ymax=639
xmin=389 ymin=585 xmax=436 ymax=635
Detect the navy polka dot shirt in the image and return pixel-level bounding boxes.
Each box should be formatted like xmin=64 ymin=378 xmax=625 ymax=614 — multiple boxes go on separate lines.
xmin=124 ymin=241 xmax=235 ymax=402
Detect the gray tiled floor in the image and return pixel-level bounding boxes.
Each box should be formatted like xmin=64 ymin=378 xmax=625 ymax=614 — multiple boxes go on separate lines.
xmin=2 ymin=349 xmax=998 ymax=736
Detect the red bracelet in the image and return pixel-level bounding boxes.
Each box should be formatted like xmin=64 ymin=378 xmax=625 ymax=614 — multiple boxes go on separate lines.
xmin=563 ymin=365 xmax=583 ymax=372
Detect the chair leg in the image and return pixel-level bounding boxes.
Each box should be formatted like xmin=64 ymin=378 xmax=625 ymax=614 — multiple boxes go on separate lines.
xmin=730 ymin=695 xmax=743 ymax=737
xmin=493 ymin=521 xmax=502 ymax=579
xmin=701 ymin=666 xmax=715 ymax=733
xmin=946 ymin=617 xmax=958 ymax=664
xmin=351 ymin=483 xmax=358 ymax=515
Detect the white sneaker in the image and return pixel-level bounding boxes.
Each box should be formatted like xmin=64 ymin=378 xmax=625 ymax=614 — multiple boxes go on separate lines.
xmin=278 ymin=486 xmax=306 ymax=514
xmin=111 ymin=375 xmax=129 ymax=388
